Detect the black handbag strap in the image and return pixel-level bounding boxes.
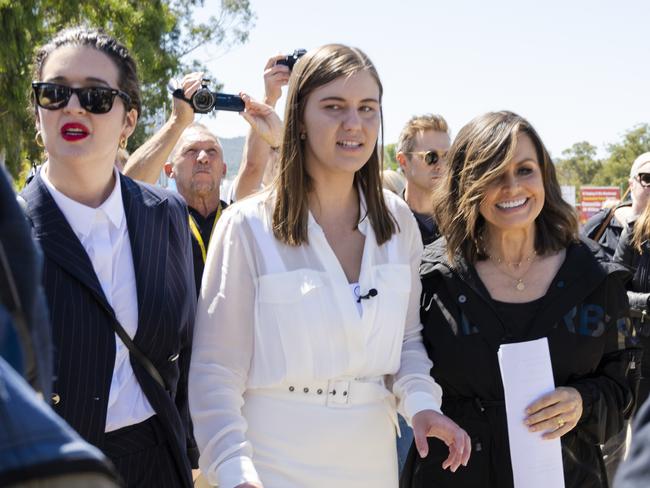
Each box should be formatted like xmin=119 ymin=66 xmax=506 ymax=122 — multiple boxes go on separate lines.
xmin=107 ymin=316 xmax=169 ymax=393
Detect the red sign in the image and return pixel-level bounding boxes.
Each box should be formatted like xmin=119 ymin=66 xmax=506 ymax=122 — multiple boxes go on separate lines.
xmin=579 ymin=186 xmax=620 ymax=223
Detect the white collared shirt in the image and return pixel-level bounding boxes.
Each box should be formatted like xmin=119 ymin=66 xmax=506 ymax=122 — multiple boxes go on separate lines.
xmin=41 ymin=164 xmax=155 ymax=432
xmin=190 ymin=189 xmax=442 ymax=487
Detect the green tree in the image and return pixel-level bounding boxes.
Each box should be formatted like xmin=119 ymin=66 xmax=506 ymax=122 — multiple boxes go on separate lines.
xmin=0 ymin=0 xmax=255 ymax=182
xmin=554 ymin=141 xmax=602 ymax=187
xmin=594 ymin=124 xmax=650 ymax=188
xmin=383 ymin=142 xmax=398 ymax=170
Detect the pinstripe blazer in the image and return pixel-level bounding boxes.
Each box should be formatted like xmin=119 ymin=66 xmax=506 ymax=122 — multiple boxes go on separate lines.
xmin=21 ymin=172 xmax=197 ymax=487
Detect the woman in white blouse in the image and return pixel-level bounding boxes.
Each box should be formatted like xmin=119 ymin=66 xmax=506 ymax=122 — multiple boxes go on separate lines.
xmin=189 ymin=44 xmax=470 ymax=488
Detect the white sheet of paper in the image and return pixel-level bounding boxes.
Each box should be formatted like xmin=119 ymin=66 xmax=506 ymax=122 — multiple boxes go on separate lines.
xmin=498 ymin=337 xmax=565 ymax=488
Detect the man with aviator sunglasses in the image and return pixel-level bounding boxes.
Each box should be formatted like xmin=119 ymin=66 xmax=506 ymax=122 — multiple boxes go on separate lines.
xmin=396 ymin=114 xmax=451 ymax=247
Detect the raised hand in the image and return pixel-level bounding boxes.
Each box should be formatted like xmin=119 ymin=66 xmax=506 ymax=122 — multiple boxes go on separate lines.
xmin=239 ymin=93 xmax=283 ymax=149
xmin=263 ymin=55 xmax=291 ymax=107
xmin=172 ymin=71 xmax=204 ymax=127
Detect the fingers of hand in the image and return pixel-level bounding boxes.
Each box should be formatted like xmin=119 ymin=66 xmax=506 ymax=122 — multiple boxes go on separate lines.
xmin=542 ymin=418 xmax=575 ymax=440
xmin=264 ymin=54 xmax=286 ymax=70
xmin=264 ymin=64 xmax=291 ymax=78
xmin=525 ymin=402 xmax=566 ymax=428
xmin=526 ymin=400 xmax=580 ymax=433
xmin=526 ymin=388 xmax=568 ymax=415
xmin=461 ymin=431 xmax=472 ymax=467
xmin=181 ymin=72 xmax=204 ymax=98
xmin=413 ymin=421 xmax=430 ymax=458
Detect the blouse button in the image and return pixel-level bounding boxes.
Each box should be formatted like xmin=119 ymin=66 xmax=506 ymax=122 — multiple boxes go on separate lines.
xmin=458 ymin=295 xmax=467 ymax=304
xmin=289 ymin=386 xmax=295 ymax=392
xmin=303 ymin=387 xmax=309 ymax=393
xmin=317 ymin=389 xmax=323 ymax=395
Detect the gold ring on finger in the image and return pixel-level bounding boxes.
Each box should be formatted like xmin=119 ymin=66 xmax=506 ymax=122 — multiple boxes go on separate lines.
xmin=557 ymin=417 xmax=565 ymax=429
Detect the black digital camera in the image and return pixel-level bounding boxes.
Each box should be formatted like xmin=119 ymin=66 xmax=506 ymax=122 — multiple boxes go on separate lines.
xmin=275 ymin=49 xmax=307 ymax=70
xmin=172 ymin=79 xmax=245 ymax=114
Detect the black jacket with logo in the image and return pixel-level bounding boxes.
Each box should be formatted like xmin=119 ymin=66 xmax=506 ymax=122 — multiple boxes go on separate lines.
xmin=401 ymin=238 xmax=632 ymax=488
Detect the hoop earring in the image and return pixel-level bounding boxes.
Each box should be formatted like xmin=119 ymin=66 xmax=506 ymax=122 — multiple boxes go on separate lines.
xmin=299 ymin=132 xmax=306 ymax=140
xmin=119 ymin=137 xmax=128 ymax=149
xmin=35 ymin=131 xmax=44 ymax=148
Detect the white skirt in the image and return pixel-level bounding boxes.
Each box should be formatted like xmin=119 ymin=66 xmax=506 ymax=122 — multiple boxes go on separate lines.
xmin=242 ymin=385 xmax=398 ymax=488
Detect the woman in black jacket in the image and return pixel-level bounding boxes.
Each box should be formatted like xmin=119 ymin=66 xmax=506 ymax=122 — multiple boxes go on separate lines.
xmin=614 ymin=201 xmax=650 ymax=407
xmin=401 ymin=111 xmax=632 ymax=488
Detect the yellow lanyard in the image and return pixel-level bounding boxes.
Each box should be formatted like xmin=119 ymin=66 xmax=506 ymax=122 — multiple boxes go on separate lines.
xmin=188 ymin=205 xmax=221 ymax=263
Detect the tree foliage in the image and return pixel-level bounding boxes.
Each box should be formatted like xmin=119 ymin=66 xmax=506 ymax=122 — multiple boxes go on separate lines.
xmin=0 ymin=0 xmax=255 ymax=181
xmin=554 ymin=124 xmax=650 ymax=191
xmin=383 ymin=142 xmax=398 ymax=170
xmin=595 ymin=124 xmax=650 ymax=187
xmin=554 ymin=141 xmax=602 ymax=188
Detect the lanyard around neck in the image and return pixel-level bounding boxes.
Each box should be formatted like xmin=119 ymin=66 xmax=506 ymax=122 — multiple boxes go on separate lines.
xmin=188 ymin=204 xmax=221 ymax=263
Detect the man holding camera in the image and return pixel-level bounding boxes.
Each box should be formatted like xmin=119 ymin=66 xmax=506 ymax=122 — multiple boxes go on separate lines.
xmin=124 ymin=68 xmax=281 ymax=293
xmin=395 ymin=114 xmax=451 ymax=245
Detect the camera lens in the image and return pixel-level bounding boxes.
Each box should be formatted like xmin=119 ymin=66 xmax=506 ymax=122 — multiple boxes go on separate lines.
xmin=192 ymin=88 xmax=215 ymax=112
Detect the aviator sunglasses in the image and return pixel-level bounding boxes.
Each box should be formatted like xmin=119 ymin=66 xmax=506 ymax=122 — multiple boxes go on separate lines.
xmin=32 ymin=82 xmax=131 ymax=114
xmin=636 ymin=172 xmax=650 ymax=188
xmin=404 ymin=150 xmax=446 ymax=166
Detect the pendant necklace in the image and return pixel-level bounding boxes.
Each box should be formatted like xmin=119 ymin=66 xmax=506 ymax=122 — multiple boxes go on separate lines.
xmin=487 ymin=251 xmax=537 ymax=292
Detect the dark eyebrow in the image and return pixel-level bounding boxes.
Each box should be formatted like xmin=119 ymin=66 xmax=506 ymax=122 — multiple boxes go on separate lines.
xmin=319 ymin=96 xmax=380 ymax=104
xmin=46 ymin=76 xmax=112 ymax=87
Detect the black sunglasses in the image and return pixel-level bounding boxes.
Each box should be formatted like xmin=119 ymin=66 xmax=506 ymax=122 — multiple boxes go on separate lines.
xmin=636 ymin=173 xmax=650 ymax=187
xmin=404 ymin=150 xmax=446 ymax=166
xmin=32 ymin=82 xmax=131 ymax=114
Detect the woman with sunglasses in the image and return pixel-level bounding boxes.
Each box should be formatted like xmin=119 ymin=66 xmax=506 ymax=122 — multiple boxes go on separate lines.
xmin=401 ymin=111 xmax=632 ymax=488
xmin=21 ymin=27 xmax=197 ymax=487
xmin=583 ymin=153 xmax=650 ymax=258
xmin=615 ymin=167 xmax=650 ymax=410
xmin=189 ymin=44 xmax=470 ymax=488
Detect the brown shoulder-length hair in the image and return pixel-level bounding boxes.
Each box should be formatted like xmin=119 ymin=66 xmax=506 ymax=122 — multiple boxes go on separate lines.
xmin=433 ymin=111 xmax=579 ymax=264
xmin=272 ymin=44 xmax=397 ymax=246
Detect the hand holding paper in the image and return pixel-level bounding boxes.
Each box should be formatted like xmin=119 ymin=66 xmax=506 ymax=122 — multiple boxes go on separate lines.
xmin=525 ymin=386 xmax=583 ymax=439
xmin=498 ymin=337 xmax=565 ymax=488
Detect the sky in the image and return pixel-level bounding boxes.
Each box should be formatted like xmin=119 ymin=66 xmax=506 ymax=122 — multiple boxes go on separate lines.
xmin=189 ymin=0 xmax=650 ymax=160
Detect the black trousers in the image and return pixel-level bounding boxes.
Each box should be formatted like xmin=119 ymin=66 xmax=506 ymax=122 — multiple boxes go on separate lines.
xmin=104 ymin=416 xmax=187 ymax=488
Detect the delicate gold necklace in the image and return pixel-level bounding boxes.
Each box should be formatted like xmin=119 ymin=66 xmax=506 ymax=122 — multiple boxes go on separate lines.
xmin=486 ymin=251 xmax=537 ymax=292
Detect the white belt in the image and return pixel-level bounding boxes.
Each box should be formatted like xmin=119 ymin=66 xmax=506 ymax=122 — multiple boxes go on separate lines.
xmin=249 ymin=376 xmax=401 ymax=435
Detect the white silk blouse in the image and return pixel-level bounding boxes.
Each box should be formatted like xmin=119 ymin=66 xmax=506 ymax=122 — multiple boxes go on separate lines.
xmin=189 ymin=189 xmax=443 ymax=487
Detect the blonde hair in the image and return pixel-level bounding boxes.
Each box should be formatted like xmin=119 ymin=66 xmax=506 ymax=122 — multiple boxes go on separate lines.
xmin=433 ymin=111 xmax=578 ymax=264
xmin=632 ymin=200 xmax=650 ymax=252
xmin=396 ymin=114 xmax=450 ymax=155
xmin=382 ymin=169 xmax=405 ymax=195
xmin=272 ymin=44 xmax=397 ymax=246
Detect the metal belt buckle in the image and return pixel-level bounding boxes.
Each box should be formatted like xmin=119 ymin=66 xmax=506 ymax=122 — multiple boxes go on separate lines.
xmin=326 ymin=379 xmax=351 ymax=407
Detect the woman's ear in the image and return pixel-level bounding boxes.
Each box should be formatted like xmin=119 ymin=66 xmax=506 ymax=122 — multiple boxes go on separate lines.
xmin=122 ymin=108 xmax=138 ymax=139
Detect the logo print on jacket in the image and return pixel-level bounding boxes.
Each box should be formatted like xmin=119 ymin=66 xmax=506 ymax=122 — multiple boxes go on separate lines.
xmin=562 ymin=304 xmax=605 ymax=337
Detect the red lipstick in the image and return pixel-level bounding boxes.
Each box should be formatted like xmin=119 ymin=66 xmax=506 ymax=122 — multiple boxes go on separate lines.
xmin=60 ymin=122 xmax=90 ymax=142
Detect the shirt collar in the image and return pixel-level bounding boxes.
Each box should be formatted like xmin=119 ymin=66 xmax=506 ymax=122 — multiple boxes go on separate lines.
xmin=41 ymin=163 xmax=125 ymax=239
